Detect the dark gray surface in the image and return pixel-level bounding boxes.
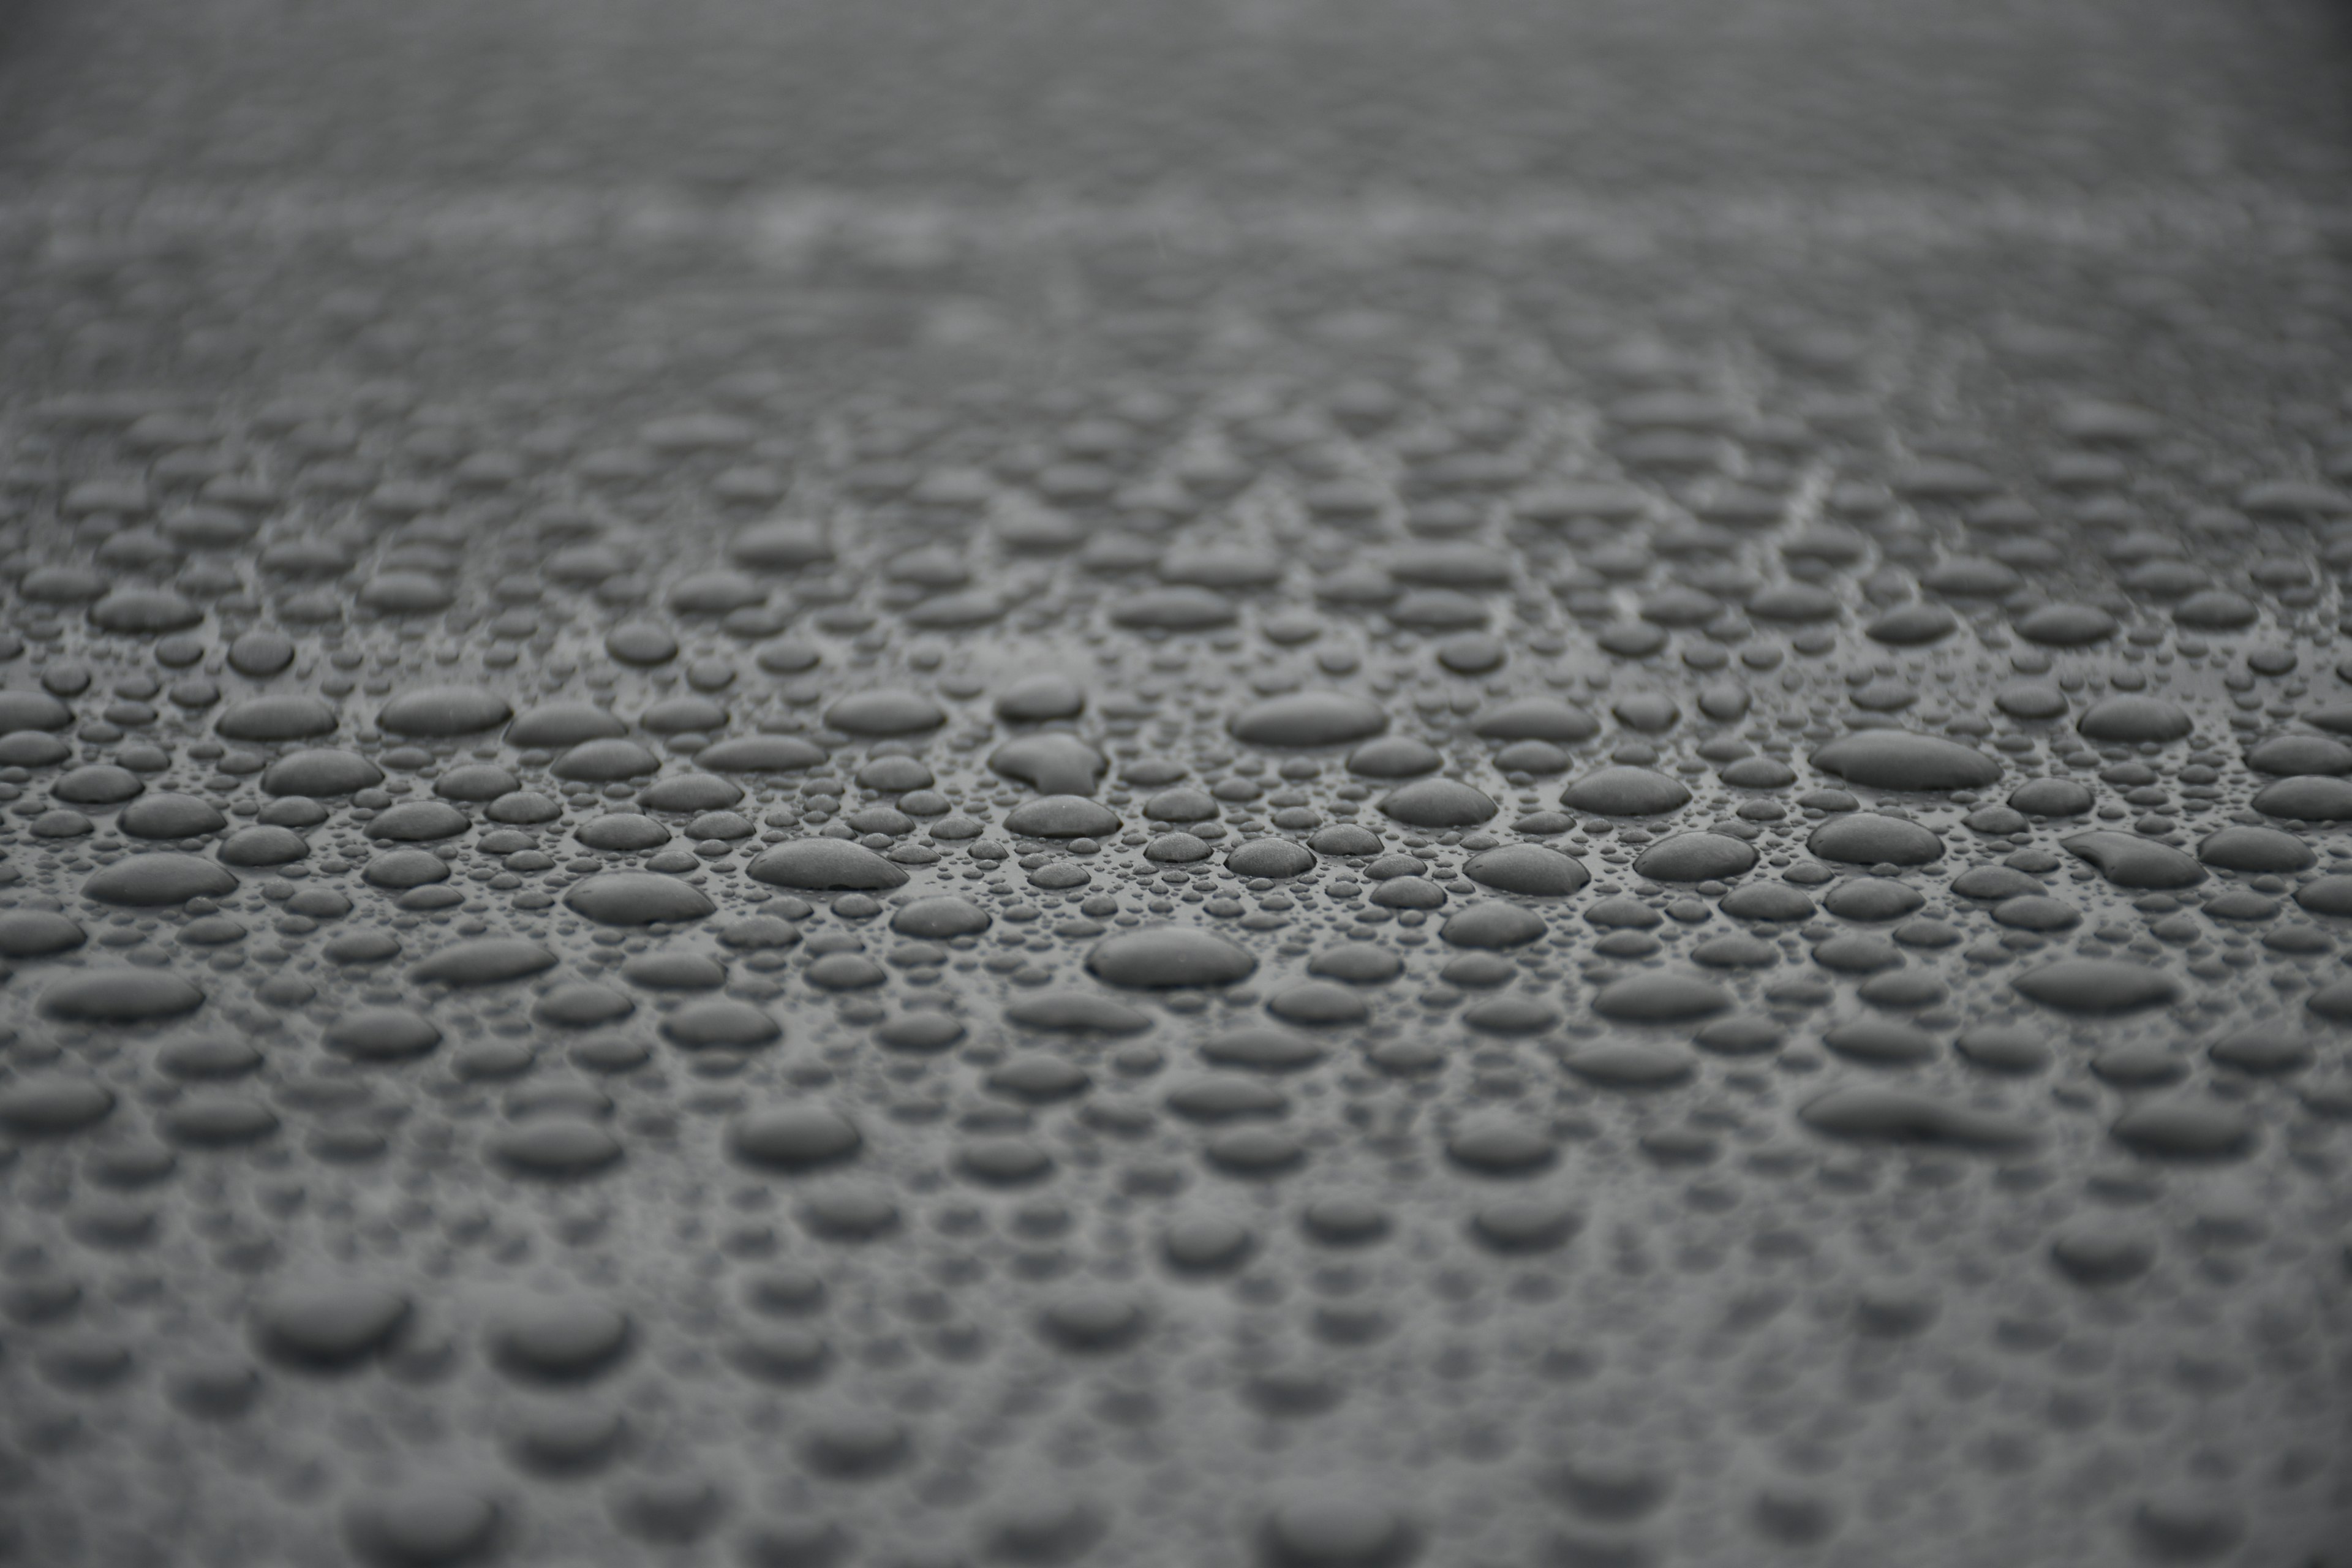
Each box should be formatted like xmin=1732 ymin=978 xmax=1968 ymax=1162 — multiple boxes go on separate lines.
xmin=0 ymin=4 xmax=2349 ymax=1566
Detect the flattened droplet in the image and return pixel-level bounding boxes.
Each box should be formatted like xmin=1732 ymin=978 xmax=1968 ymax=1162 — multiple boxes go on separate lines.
xmin=2049 ymin=1223 xmax=2155 ymax=1287
xmin=1227 ymin=839 xmax=1316 ymax=878
xmin=162 ymin=1093 xmax=279 ymax=1147
xmin=1005 ymin=993 xmax=1153 ymax=1034
xmin=1347 ymin=737 xmax=1442 ymax=778
xmin=507 ymin=702 xmax=628 ymax=747
xmin=1378 ymin=777 xmax=1496 ymax=827
xmin=1439 ymin=902 xmax=1547 ymax=948
xmin=1163 ymin=1214 xmax=1256 ymax=1272
xmin=376 ymin=685 xmax=512 ymax=737
xmin=1088 ymin=927 xmax=1257 ymax=988
xmin=0 ymin=908 xmax=86 ymax=956
xmin=2062 ymin=831 xmax=2204 ymax=889
xmin=1112 ymin=585 xmax=1237 ymax=630
xmin=551 ymin=737 xmax=662 ymax=781
xmin=1864 ymin=602 xmax=1957 ymax=646
xmin=1561 ymin=767 xmax=1689 ymax=815
xmin=1037 ymin=1292 xmax=1148 ymax=1352
xmin=1444 ymin=1118 xmax=1556 ymax=1175
xmin=2110 ymin=1099 xmax=2255 ymax=1161
xmin=215 ymin=693 xmax=338 ymax=741
xmin=2012 ymin=960 xmax=2179 ymax=1014
xmin=92 ymin=586 xmax=203 ymax=635
xmin=2196 ymin=825 xmax=2310 ymax=872
xmin=1591 ymin=970 xmax=1730 ymax=1022
xmin=492 ymin=1118 xmax=624 ymax=1178
xmin=0 ymin=1075 xmax=115 ymax=1136
xmin=1266 ymin=979 xmax=1370 ymax=1023
xmin=1830 ymin=880 xmax=1926 ymax=922
xmin=324 ymin=1006 xmax=443 ymax=1061
xmin=2209 ymin=1030 xmax=2313 ymax=1075
xmin=120 ymin=793 xmax=228 ymax=837
xmin=252 ymin=1278 xmax=412 ymax=1370
xmin=991 ymin=733 xmax=1107 ymax=795
xmin=748 ymin=840 xmax=910 ymax=891
xmin=343 ymin=1482 xmax=501 ymax=1568
xmin=366 ymin=801 xmax=471 ymax=842
xmin=1469 ymin=1197 xmax=1581 ymax=1253
xmin=564 ymin=873 xmax=717 ymax=925
xmin=2245 ymin=734 xmax=2352 ymax=776
xmin=1202 ymin=1026 xmax=1325 ymax=1071
xmin=1632 ymin=833 xmax=1757 ymax=882
xmin=262 ymin=748 xmax=383 ymax=797
xmin=411 ymin=938 xmax=559 ymax=987
xmin=1798 ymin=1087 xmax=2035 ymax=1149
xmin=2173 ymin=588 xmax=2256 ymax=629
xmin=996 ymin=672 xmax=1087 ymax=722
xmin=366 ymin=848 xmax=452 ymax=889
xmin=1809 ymin=813 xmax=1943 ymax=865
xmin=1822 ymin=1019 xmax=1936 ymax=1065
xmin=876 ymin=1010 xmax=964 ymax=1051
xmin=661 ymin=999 xmax=782 ymax=1049
xmin=1231 ymin=692 xmax=1389 ymax=748
xmin=1471 ymin=696 xmax=1598 ymax=742
xmin=890 ymin=896 xmax=990 ymax=937
xmin=1954 ymin=1026 xmax=2049 ymax=1074
xmin=41 ymin=968 xmax=205 ymax=1021
xmin=54 ymin=763 xmax=142 ymax=804
xmin=959 ymin=1134 xmax=1056 ymax=1185
xmin=1309 ymin=824 xmax=1383 ymax=856
xmin=1561 ymin=1041 xmax=1695 ymax=1085
xmin=2013 ymin=602 xmax=2117 ymax=646
xmin=825 ymin=690 xmax=944 ymax=736
xmin=983 ymin=1494 xmax=1107 ymax=1565
xmin=1004 ymin=796 xmax=1123 ymax=838
xmin=731 ymin=518 xmax=834 ymax=571
xmin=84 ymin=852 xmax=239 ymax=906
xmin=1810 ymin=731 xmax=2000 ymax=791
xmin=2252 ymin=775 xmax=2352 ymax=821
xmin=219 ymin=824 xmax=309 ymax=866
xmin=696 ymin=733 xmax=827 ymax=772
xmin=534 ymin=982 xmax=634 ymax=1028
xmin=488 ymin=1295 xmax=633 ymax=1381
xmin=1260 ymin=1488 xmax=1419 ymax=1568
xmin=2075 ymin=695 xmax=2192 ymax=744
xmin=1461 ymin=843 xmax=1589 ymax=895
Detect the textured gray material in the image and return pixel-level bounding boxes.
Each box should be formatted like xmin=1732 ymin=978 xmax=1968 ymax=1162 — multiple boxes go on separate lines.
xmin=0 ymin=3 xmax=2349 ymax=1565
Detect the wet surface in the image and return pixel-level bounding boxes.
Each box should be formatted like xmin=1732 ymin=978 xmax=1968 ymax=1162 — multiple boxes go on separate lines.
xmin=1 ymin=3 xmax=2351 ymax=1566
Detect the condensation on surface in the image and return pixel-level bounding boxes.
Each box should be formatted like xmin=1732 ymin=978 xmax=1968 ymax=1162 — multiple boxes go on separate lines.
xmin=0 ymin=4 xmax=2350 ymax=1566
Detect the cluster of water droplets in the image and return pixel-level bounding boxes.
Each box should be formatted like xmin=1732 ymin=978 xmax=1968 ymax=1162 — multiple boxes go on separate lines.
xmin=0 ymin=353 xmax=2347 ymax=1567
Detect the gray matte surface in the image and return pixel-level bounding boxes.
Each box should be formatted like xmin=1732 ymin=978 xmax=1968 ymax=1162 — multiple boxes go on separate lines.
xmin=0 ymin=4 xmax=2348 ymax=1565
